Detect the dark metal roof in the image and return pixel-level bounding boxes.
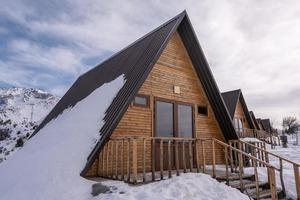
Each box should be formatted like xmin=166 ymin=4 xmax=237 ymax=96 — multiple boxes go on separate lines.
xmin=261 ymin=119 xmax=272 ymax=133
xmin=221 ymin=89 xmax=255 ymax=129
xmin=249 ymin=111 xmax=260 ymax=130
xmin=221 ymin=89 xmax=240 ymax=119
xmin=30 ymin=11 xmax=238 ymax=176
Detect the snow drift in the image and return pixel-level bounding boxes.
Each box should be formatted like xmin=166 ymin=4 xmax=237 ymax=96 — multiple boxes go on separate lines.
xmin=0 ymin=75 xmax=125 ymax=200
xmin=99 ymin=173 xmax=249 ymax=200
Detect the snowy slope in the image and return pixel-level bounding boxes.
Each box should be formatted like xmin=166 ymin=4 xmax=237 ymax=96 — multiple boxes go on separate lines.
xmin=0 ymin=87 xmax=60 ymax=162
xmin=0 ymin=75 xmax=125 ymax=200
xmin=99 ymin=173 xmax=249 ymax=200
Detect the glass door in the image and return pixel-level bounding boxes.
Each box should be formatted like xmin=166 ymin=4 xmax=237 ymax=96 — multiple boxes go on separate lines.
xmin=155 ymin=99 xmax=194 ymax=170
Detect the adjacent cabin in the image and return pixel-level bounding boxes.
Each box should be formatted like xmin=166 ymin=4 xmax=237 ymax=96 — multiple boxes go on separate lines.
xmin=249 ymin=111 xmax=260 ymax=130
xmin=221 ymin=89 xmax=255 ymax=138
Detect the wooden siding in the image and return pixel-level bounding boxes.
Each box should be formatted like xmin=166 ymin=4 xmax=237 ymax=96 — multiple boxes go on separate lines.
xmin=86 ymin=31 xmax=226 ymax=176
xmin=234 ymin=100 xmax=250 ymax=129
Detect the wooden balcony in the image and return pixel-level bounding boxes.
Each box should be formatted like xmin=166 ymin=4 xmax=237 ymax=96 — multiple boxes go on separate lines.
xmin=236 ymin=128 xmax=271 ymax=139
xmin=93 ymin=136 xmax=300 ymax=199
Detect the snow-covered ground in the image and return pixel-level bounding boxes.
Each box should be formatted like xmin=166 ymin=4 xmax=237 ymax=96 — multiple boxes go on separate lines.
xmin=97 ymin=173 xmax=249 ymax=200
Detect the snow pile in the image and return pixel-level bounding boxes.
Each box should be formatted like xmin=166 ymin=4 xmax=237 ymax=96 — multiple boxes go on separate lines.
xmin=240 ymin=137 xmax=261 ymax=143
xmin=98 ymin=173 xmax=249 ymax=200
xmin=0 ymin=87 xmax=60 ymax=162
xmin=0 ymin=75 xmax=125 ymax=200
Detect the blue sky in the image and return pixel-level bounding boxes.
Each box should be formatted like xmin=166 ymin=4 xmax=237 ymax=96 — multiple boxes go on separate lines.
xmin=1 ymin=0 xmax=300 ymax=126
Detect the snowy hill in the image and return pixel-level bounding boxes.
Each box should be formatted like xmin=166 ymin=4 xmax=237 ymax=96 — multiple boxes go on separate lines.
xmin=0 ymin=87 xmax=60 ymax=162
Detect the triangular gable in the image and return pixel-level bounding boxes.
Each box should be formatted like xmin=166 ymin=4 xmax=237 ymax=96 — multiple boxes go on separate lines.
xmin=261 ymin=119 xmax=272 ymax=133
xmin=221 ymin=89 xmax=240 ymax=119
xmin=28 ymin=11 xmax=237 ymax=175
xmin=222 ymin=89 xmax=255 ymax=129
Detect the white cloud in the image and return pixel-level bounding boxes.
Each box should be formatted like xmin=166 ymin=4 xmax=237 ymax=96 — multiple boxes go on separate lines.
xmin=1 ymin=0 xmax=300 ymax=127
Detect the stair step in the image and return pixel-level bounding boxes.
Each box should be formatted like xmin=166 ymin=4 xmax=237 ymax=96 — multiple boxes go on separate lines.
xmin=216 ymin=173 xmax=254 ymax=181
xmin=229 ymin=180 xmax=268 ymax=189
xmin=248 ymin=189 xmax=282 ymax=199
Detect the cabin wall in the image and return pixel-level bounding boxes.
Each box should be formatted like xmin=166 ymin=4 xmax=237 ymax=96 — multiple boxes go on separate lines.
xmin=234 ymin=100 xmax=250 ymax=129
xmin=86 ymin=32 xmax=226 ymax=177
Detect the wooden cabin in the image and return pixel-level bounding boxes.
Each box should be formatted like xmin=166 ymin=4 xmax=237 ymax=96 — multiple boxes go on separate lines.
xmin=30 ymin=11 xmax=239 ymax=183
xmin=221 ymin=89 xmax=255 ymax=138
xmin=81 ymin=12 xmax=239 ymax=180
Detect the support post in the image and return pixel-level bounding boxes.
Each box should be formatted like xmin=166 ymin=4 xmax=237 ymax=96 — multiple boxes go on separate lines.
xmin=212 ymin=140 xmax=216 ymax=178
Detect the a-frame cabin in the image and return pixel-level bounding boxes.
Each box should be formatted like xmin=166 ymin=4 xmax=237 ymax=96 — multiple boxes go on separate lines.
xmin=31 ymin=11 xmax=238 ymax=182
xmin=221 ymin=89 xmax=255 ymax=138
xmin=82 ymin=12 xmax=238 ymax=179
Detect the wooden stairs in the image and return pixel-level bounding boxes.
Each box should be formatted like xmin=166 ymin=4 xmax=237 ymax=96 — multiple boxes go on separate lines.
xmin=214 ymin=170 xmax=285 ymax=199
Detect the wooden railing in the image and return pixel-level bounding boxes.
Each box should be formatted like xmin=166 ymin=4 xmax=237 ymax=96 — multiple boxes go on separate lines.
xmin=236 ymin=128 xmax=270 ymax=139
xmin=230 ymin=139 xmax=300 ymax=199
xmin=97 ymin=136 xmax=285 ymax=199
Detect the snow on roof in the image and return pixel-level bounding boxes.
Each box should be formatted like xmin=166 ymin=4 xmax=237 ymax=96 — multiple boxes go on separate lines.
xmin=98 ymin=173 xmax=249 ymax=200
xmin=0 ymin=75 xmax=125 ymax=200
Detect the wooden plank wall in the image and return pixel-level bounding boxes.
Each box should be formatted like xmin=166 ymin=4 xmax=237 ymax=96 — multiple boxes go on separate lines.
xmin=86 ymin=31 xmax=227 ymax=177
xmin=234 ymin=100 xmax=250 ymax=129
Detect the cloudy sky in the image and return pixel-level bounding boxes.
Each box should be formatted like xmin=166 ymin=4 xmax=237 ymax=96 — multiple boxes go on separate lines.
xmin=0 ymin=0 xmax=299 ymax=127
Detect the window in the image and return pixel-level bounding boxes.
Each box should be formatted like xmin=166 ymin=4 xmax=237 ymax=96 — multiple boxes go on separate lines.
xmin=155 ymin=101 xmax=174 ymax=137
xmin=178 ymin=104 xmax=193 ymax=138
xmin=133 ymin=94 xmax=150 ymax=108
xmin=197 ymin=105 xmax=208 ymax=116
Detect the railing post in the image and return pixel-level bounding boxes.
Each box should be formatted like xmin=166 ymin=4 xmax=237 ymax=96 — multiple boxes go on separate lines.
xmin=175 ymin=140 xmax=179 ymax=176
xmin=269 ymin=167 xmax=278 ymax=200
xmin=160 ymin=139 xmax=164 ymax=180
xmin=168 ymin=140 xmax=172 ymax=178
xmin=253 ymin=158 xmax=260 ymax=199
xmin=127 ymin=138 xmax=131 ymax=182
xmin=121 ymin=139 xmax=124 ymax=180
xmin=201 ymin=140 xmax=206 ymax=173
xmin=293 ymin=164 xmax=300 ymax=199
xmin=115 ymin=140 xmax=119 ymax=179
xmin=238 ymin=142 xmax=244 ymax=192
xmin=224 ymin=146 xmax=229 ymax=185
xmin=279 ymin=158 xmax=286 ymax=196
xmin=212 ymin=139 xmax=216 ymax=178
xmin=182 ymin=141 xmax=187 ymax=173
xmin=229 ymin=141 xmax=234 ymax=173
xmin=142 ymin=138 xmax=146 ymax=182
xmin=195 ymin=139 xmax=200 ymax=173
xmin=132 ymin=139 xmax=138 ymax=184
xmin=152 ymin=139 xmax=156 ymax=181
xmin=189 ymin=141 xmax=193 ymax=172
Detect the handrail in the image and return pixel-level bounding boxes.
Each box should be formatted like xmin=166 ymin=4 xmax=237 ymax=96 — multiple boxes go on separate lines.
xmin=232 ymin=139 xmax=300 ymax=199
xmin=236 ymin=139 xmax=300 ymax=166
xmin=212 ymin=138 xmax=279 ymax=170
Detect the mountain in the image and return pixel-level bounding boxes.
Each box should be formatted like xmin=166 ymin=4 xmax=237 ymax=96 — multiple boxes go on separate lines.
xmin=0 ymin=87 xmax=60 ymax=163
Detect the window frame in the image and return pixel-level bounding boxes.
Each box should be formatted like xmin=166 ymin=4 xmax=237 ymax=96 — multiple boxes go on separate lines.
xmin=132 ymin=94 xmax=150 ymax=108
